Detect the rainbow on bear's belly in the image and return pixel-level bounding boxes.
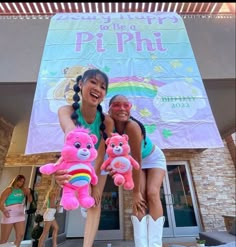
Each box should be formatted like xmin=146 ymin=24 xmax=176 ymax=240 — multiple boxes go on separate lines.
xmin=68 ymin=163 xmax=92 ymax=187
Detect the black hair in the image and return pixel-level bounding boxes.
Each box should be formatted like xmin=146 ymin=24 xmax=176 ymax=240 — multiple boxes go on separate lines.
xmin=71 ymin=69 xmax=109 ymax=141
xmin=109 ymin=94 xmax=147 ymax=147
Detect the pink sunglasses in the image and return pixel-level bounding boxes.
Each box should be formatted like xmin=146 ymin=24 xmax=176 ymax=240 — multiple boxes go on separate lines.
xmin=110 ymin=102 xmax=132 ymax=110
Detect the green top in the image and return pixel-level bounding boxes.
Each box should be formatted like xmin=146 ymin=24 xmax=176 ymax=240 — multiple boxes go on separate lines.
xmin=5 ymin=188 xmax=25 ymax=206
xmin=116 ymin=128 xmax=153 ymax=159
xmin=141 ymin=136 xmax=153 ymax=159
xmin=76 ymin=108 xmax=102 ymax=150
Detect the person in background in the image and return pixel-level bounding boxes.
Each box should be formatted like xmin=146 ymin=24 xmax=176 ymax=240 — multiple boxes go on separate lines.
xmin=38 ymin=184 xmax=61 ymax=247
xmin=54 ymin=68 xmax=116 ymax=247
xmin=0 ymin=174 xmax=32 ymax=247
xmin=108 ymin=95 xmax=167 ymax=247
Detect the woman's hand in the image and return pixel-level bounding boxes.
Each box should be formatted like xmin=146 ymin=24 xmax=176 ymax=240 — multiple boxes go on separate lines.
xmin=132 ymin=192 xmax=147 ymax=216
xmin=106 ymin=165 xmax=117 ymax=178
xmin=23 ymin=188 xmax=31 ymax=197
xmin=54 ymin=170 xmax=71 ymax=186
xmin=53 ymin=156 xmax=71 ymax=186
xmin=91 ymin=185 xmax=101 ymax=206
xmin=3 ymin=209 xmax=10 ymax=218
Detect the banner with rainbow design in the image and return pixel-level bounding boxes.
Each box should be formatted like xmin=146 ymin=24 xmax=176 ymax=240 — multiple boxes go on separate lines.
xmin=25 ymin=12 xmax=223 ymax=154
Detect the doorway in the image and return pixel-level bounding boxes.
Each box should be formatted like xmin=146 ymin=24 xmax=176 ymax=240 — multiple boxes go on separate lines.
xmin=66 ymin=161 xmax=201 ymax=239
xmin=162 ymin=161 xmax=201 ymax=237
xmin=66 ymin=176 xmax=123 ymax=240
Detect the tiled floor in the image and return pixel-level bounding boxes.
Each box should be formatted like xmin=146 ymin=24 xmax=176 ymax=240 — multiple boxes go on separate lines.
xmin=58 ymin=237 xmax=196 ymax=247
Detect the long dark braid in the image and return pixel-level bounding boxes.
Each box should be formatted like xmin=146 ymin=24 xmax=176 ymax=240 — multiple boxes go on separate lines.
xmin=71 ymin=75 xmax=82 ymax=126
xmin=109 ymin=94 xmax=147 ymax=147
xmin=71 ymin=69 xmax=109 ymax=141
xmin=130 ymin=116 xmax=147 ymax=147
xmin=97 ymin=104 xmax=108 ymax=140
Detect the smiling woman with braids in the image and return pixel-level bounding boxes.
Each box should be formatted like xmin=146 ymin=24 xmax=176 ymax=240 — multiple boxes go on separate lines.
xmin=54 ymin=69 xmax=114 ymax=247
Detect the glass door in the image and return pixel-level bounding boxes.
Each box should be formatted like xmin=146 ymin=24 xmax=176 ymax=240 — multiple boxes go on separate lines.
xmin=66 ymin=176 xmax=123 ymax=240
xmin=96 ymin=176 xmax=123 ymax=240
xmin=162 ymin=162 xmax=202 ymax=237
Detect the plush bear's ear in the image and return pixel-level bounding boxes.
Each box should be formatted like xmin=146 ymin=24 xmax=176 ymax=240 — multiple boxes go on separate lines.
xmin=65 ymin=131 xmax=74 ymax=141
xmin=90 ymin=134 xmax=98 ymax=145
xmin=122 ymin=134 xmax=129 ymax=142
xmin=105 ymin=137 xmax=111 ymax=145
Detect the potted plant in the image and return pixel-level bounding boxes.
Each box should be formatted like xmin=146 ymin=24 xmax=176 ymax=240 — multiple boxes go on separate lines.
xmin=196 ymin=237 xmax=206 ymax=247
xmin=31 ymin=214 xmax=44 ymax=247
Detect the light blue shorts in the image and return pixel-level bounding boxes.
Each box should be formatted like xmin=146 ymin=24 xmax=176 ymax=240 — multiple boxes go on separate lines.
xmin=142 ymin=145 xmax=167 ymax=171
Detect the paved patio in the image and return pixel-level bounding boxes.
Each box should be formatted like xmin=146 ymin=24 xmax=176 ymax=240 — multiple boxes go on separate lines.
xmin=59 ymin=239 xmax=134 ymax=247
xmin=58 ymin=237 xmax=196 ymax=247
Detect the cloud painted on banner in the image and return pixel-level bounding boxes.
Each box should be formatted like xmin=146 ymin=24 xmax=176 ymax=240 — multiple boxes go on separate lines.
xmin=153 ymin=81 xmax=206 ymax=122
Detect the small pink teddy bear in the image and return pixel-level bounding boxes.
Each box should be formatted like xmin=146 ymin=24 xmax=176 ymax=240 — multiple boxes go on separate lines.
xmin=101 ymin=133 xmax=140 ymax=190
xmin=39 ymin=127 xmax=98 ymax=210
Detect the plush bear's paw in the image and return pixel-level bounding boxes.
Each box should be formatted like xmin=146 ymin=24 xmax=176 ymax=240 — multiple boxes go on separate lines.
xmin=79 ymin=196 xmax=95 ymax=208
xmin=114 ymin=174 xmax=125 ymax=186
xmin=124 ymin=181 xmax=134 ymax=190
xmin=61 ymin=197 xmax=79 ymax=210
xmin=39 ymin=164 xmax=54 ymax=175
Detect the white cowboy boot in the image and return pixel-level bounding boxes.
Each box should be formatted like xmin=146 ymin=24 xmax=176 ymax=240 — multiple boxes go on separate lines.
xmin=131 ymin=215 xmax=148 ymax=247
xmin=147 ymin=215 xmax=165 ymax=247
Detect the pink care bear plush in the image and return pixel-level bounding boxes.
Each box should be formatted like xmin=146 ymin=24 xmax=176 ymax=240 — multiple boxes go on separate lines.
xmin=39 ymin=127 xmax=98 ymax=210
xmin=101 ymin=133 xmax=140 ymax=190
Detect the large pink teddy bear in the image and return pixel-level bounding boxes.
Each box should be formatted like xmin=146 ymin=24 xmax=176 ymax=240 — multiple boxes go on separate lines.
xmin=101 ymin=133 xmax=140 ymax=190
xmin=39 ymin=127 xmax=98 ymax=210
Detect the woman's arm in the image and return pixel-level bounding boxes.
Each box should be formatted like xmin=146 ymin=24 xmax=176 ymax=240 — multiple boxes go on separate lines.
xmin=0 ymin=187 xmax=11 ymax=213
xmin=49 ymin=192 xmax=57 ymax=208
xmin=58 ymin=105 xmax=76 ymax=135
xmin=54 ymin=105 xmax=77 ymax=185
xmin=92 ymin=114 xmax=114 ymax=205
xmin=125 ymin=121 xmax=142 ymax=193
xmin=23 ymin=188 xmax=33 ymax=203
xmin=125 ymin=121 xmax=146 ymax=214
xmin=94 ymin=113 xmax=114 ymax=174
